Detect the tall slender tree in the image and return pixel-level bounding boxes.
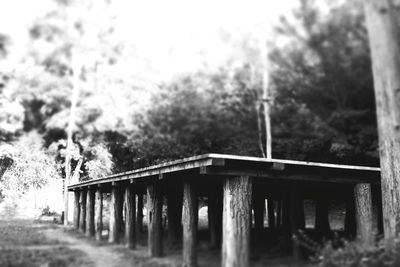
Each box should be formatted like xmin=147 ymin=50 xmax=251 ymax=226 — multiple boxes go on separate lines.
xmin=363 ymin=0 xmax=400 ymax=238
xmin=64 ymin=54 xmax=80 ymax=225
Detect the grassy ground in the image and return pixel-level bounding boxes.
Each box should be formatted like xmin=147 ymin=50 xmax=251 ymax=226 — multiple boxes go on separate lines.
xmin=0 ymin=199 xmax=347 ymax=267
xmin=0 ymin=220 xmax=92 ymax=267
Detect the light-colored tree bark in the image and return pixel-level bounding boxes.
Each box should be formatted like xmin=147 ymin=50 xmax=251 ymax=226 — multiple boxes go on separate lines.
xmin=64 ymin=54 xmax=80 ymax=226
xmin=125 ymin=186 xmax=136 ymax=249
xmin=261 ymin=42 xmax=272 ymax=159
xmin=363 ymin=0 xmax=400 ymax=238
xmin=147 ymin=183 xmax=163 ymax=257
xmin=86 ymin=188 xmax=95 ymax=237
xmin=109 ymin=186 xmax=123 ymax=243
xmin=182 ymin=181 xmax=198 ymax=267
xmin=95 ymin=187 xmax=103 ymax=241
xmin=222 ymin=176 xmax=252 ymax=267
xmin=354 ymin=183 xmax=374 ymax=245
xmin=79 ymin=189 xmax=87 ymax=233
xmin=73 ymin=190 xmax=80 ymax=229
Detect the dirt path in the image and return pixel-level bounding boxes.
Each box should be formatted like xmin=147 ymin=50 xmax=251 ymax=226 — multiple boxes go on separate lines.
xmin=41 ymin=226 xmax=179 ymax=267
xmin=42 ymin=228 xmax=134 ymax=267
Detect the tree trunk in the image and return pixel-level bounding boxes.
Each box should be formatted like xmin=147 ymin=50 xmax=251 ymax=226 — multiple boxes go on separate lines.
xmin=109 ymin=186 xmax=123 ymax=243
xmin=222 ymin=176 xmax=252 ymax=267
xmin=73 ymin=191 xmax=80 ymax=230
xmin=182 ymin=181 xmax=198 ymax=267
xmin=363 ymin=0 xmax=400 ymax=238
xmin=79 ymin=189 xmax=87 ymax=233
xmin=95 ymin=187 xmax=103 ymax=241
xmin=64 ymin=63 xmax=80 ymax=226
xmin=354 ymin=183 xmax=374 ymax=245
xmin=125 ymin=186 xmax=136 ymax=249
xmin=86 ymin=188 xmax=95 ymax=237
xmin=147 ymin=183 xmax=163 ymax=257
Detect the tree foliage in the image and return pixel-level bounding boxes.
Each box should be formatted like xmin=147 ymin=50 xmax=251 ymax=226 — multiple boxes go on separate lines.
xmin=0 ymin=132 xmax=60 ymax=199
xmin=269 ymin=0 xmax=378 ymax=165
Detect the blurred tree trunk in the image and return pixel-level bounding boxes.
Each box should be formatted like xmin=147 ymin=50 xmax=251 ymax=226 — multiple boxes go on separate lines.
xmin=261 ymin=43 xmax=272 ymax=159
xmin=64 ymin=56 xmax=80 ymax=226
xmin=363 ymin=0 xmax=400 ymax=238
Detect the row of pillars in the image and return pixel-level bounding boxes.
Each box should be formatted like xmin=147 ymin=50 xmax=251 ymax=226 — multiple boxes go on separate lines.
xmin=73 ymin=184 xmax=144 ymax=245
xmin=72 ymin=177 xmax=375 ymax=267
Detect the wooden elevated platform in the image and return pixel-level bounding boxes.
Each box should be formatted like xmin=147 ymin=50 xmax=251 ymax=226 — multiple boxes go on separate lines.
xmin=68 ymin=153 xmax=380 ymax=190
xmin=67 ymin=154 xmax=381 ymax=267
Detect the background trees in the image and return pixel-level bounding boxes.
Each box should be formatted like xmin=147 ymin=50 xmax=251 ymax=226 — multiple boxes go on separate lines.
xmin=0 ymin=0 xmax=382 ymax=207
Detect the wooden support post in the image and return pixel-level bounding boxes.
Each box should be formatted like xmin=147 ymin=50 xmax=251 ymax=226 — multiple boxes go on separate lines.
xmin=136 ymin=193 xmax=144 ymax=241
xmin=354 ymin=183 xmax=374 ymax=245
xmin=281 ymin=191 xmax=291 ymax=247
xmin=125 ymin=185 xmax=136 ymax=249
xmin=222 ymin=176 xmax=252 ymax=267
xmin=209 ymin=189 xmax=223 ymax=248
xmin=315 ymin=196 xmax=331 ymax=240
xmin=167 ymin=183 xmax=182 ymax=245
xmin=109 ymin=184 xmax=123 ymax=243
xmin=86 ymin=188 xmax=95 ymax=237
xmin=289 ymin=186 xmax=305 ymax=260
xmin=73 ymin=190 xmax=80 ymax=230
xmin=345 ymin=187 xmax=357 ymax=239
xmin=254 ymin=193 xmax=265 ymax=235
xmin=182 ymin=181 xmax=198 ymax=267
xmin=267 ymin=199 xmax=275 ymax=229
xmin=276 ymin=200 xmax=282 ymax=227
xmin=95 ymin=187 xmax=103 ymax=241
xmin=147 ymin=183 xmax=163 ymax=257
xmin=376 ymin=186 xmax=384 ymax=235
xmin=79 ymin=189 xmax=87 ymax=233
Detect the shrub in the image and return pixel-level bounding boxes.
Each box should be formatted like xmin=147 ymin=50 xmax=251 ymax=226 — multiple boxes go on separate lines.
xmin=313 ymin=237 xmax=400 ymax=267
xmin=0 ymin=132 xmax=60 ymax=198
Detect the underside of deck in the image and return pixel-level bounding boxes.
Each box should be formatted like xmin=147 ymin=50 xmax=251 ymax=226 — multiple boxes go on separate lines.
xmin=68 ymin=153 xmax=381 ymax=191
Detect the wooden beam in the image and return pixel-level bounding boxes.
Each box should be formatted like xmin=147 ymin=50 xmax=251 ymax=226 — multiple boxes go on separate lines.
xmin=125 ymin=185 xmax=136 ymax=249
xmin=167 ymin=182 xmax=183 ymax=245
xmin=86 ymin=188 xmax=95 ymax=237
xmin=182 ymin=180 xmax=198 ymax=267
xmin=355 ymin=183 xmax=374 ymax=245
xmin=79 ymin=189 xmax=87 ymax=233
xmin=200 ymin=166 xmax=376 ymax=184
xmin=95 ymin=187 xmax=103 ymax=241
xmin=69 ymin=156 xmax=226 ymax=190
xmin=109 ymin=185 xmax=123 ymax=243
xmin=222 ymin=176 xmax=252 ymax=267
xmin=147 ymin=183 xmax=163 ymax=257
xmin=73 ymin=190 xmax=80 ymax=230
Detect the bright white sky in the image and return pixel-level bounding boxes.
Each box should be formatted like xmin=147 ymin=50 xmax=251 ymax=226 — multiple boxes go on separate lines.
xmin=0 ymin=0 xmax=299 ymax=81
